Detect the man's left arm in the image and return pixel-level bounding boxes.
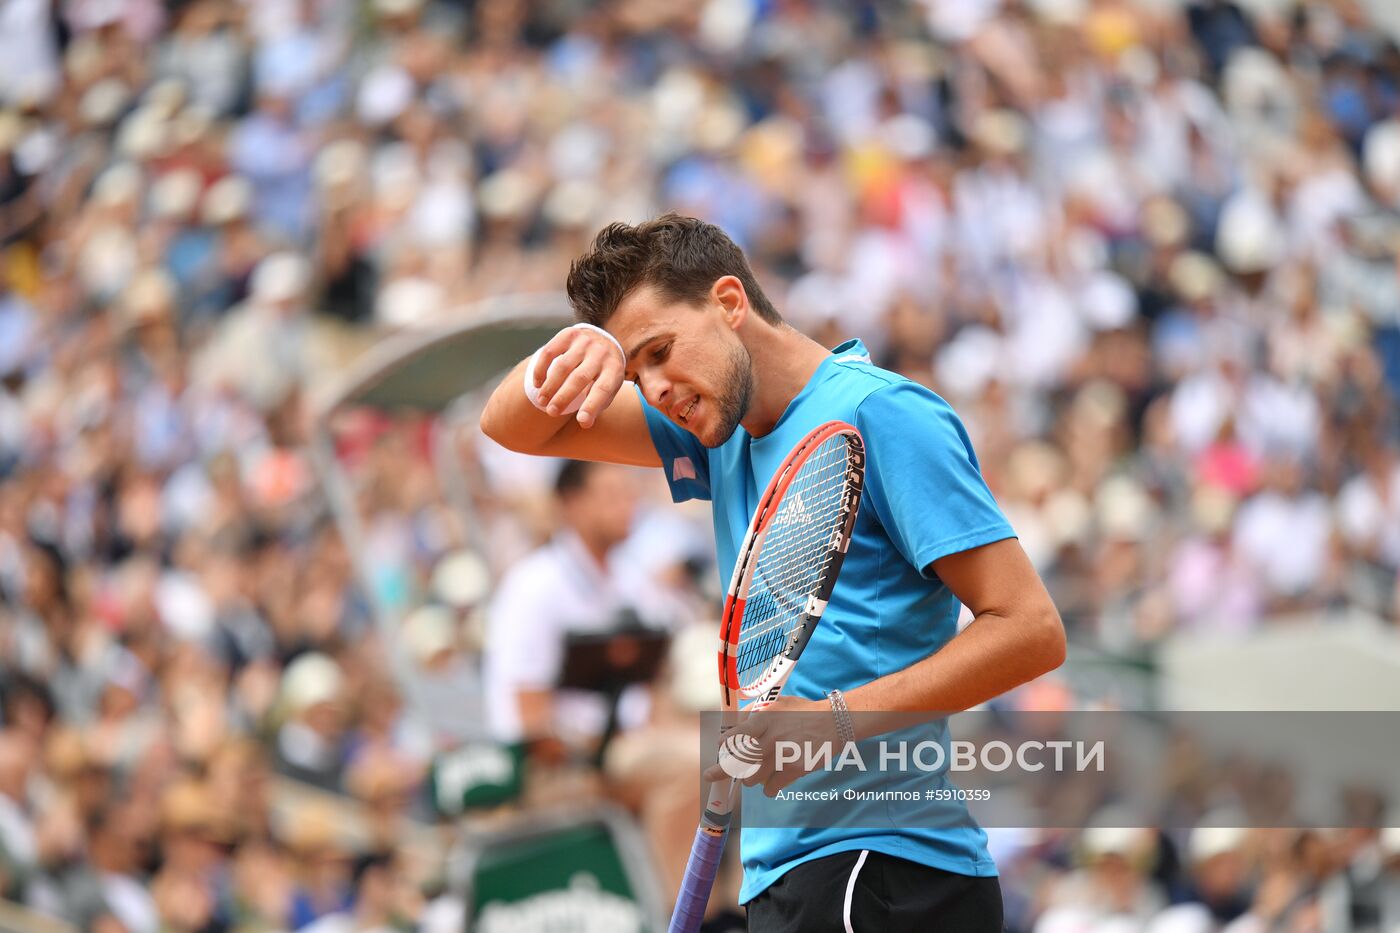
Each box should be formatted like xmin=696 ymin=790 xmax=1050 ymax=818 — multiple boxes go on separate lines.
xmin=844 ymin=537 xmax=1065 ymax=722
xmin=839 ymin=380 xmax=1065 ymax=716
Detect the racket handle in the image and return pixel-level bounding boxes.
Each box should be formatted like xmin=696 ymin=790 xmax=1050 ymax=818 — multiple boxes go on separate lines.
xmin=668 ymin=824 xmax=728 ymax=933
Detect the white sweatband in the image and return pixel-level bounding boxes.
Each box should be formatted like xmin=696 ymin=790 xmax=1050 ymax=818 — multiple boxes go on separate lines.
xmin=522 ymin=323 xmax=627 ymax=415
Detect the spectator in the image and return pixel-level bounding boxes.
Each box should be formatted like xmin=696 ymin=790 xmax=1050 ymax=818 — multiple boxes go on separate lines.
xmin=1181 ymin=826 xmax=1253 ymax=924
xmin=0 ymin=730 xmax=36 ymax=897
xmin=484 ymin=459 xmax=676 ymax=754
xmin=300 ymin=850 xmax=418 ymax=933
xmin=273 ymin=652 xmax=351 ymax=791
xmin=1035 ymin=826 xmax=1168 ymax=931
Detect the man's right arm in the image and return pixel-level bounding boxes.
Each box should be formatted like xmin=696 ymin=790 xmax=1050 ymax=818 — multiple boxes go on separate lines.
xmin=480 ymin=327 xmax=661 ymax=467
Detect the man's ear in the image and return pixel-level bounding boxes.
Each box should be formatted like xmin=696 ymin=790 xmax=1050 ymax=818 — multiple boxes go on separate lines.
xmin=712 ymin=276 xmax=749 ymax=331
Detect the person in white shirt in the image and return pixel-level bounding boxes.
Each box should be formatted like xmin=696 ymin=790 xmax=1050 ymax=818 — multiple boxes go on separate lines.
xmin=484 ymin=459 xmax=675 ymax=755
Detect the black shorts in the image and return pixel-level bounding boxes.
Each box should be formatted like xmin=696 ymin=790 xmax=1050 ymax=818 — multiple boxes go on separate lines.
xmin=745 ymin=849 xmax=1003 ymax=933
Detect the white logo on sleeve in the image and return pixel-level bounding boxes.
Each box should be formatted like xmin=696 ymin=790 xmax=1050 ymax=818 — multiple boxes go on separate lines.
xmin=672 ymin=457 xmax=697 ymax=481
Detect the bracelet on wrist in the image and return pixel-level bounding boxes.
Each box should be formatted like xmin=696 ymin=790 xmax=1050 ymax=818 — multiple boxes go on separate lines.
xmin=826 ymin=688 xmax=855 ymax=746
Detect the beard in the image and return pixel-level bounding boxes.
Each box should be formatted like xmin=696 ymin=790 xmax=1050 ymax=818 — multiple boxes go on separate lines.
xmin=701 ymin=339 xmax=755 ymax=448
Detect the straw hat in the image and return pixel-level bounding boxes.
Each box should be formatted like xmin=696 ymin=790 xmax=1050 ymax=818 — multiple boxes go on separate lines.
xmin=280 ymin=653 xmax=345 ymax=713
xmin=150 ymin=169 xmax=203 ymax=221
xmin=201 ymin=175 xmax=252 ymax=225
xmin=250 ymin=252 xmax=310 ymax=305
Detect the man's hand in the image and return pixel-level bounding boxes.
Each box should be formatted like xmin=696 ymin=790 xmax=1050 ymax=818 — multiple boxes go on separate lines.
xmin=480 ymin=324 xmax=659 ymax=468
xmin=702 ymin=696 xmax=840 ymax=797
xmin=530 ymin=325 xmax=628 ymax=429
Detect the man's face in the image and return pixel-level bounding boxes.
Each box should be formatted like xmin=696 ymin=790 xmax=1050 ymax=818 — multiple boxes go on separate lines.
xmin=564 ymin=464 xmax=638 ymax=549
xmin=607 ymin=283 xmax=755 ymax=448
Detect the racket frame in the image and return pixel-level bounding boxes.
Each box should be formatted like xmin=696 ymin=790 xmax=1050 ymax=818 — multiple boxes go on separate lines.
xmin=720 ymin=420 xmax=865 ymax=710
xmin=668 ymin=421 xmax=865 ymax=933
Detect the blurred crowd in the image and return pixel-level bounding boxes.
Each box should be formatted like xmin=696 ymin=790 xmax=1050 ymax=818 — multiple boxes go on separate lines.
xmin=995 ymin=824 xmax=1400 ymax=932
xmin=0 ymin=0 xmax=1398 ymax=930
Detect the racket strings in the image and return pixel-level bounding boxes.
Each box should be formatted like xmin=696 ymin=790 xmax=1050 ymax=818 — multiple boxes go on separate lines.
xmin=744 ymin=448 xmax=851 ymax=577
xmin=736 ymin=492 xmax=842 ymax=650
xmin=745 ymin=447 xmax=850 ymax=595
xmin=734 ymin=437 xmax=855 ymax=688
xmin=750 ymin=462 xmax=845 ymax=599
xmin=734 ymin=514 xmax=843 ymax=679
xmin=746 ymin=454 xmax=849 ymax=594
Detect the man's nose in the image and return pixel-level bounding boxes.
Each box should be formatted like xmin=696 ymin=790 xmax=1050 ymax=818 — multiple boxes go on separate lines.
xmin=640 ymin=371 xmax=672 ymax=409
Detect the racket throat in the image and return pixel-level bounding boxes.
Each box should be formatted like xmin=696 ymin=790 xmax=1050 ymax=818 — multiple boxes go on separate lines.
xmin=745 ymin=654 xmax=796 ymax=705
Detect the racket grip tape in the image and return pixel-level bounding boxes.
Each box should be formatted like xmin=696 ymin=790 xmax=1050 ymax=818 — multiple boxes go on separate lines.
xmin=667 ymin=825 xmax=728 ymax=933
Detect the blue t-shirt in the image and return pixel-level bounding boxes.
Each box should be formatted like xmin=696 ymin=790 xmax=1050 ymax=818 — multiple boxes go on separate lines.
xmin=639 ymin=338 xmax=1017 ymax=901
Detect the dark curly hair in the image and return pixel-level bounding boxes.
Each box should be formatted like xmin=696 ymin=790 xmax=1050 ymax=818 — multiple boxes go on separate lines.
xmin=565 ymin=213 xmax=782 ymax=329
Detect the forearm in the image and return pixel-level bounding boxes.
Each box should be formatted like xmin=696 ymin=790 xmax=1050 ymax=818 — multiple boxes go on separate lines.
xmin=480 ymin=357 xmax=571 ymax=453
xmin=844 ymin=604 xmax=1064 ymax=732
xmin=517 ymin=687 xmax=556 ymax=740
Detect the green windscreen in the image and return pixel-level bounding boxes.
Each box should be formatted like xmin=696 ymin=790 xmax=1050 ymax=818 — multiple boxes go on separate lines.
xmin=469 ymin=822 xmax=649 ymax=931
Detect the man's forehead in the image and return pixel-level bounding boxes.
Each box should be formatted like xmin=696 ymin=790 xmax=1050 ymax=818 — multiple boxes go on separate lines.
xmin=608 ymin=284 xmax=677 ymax=336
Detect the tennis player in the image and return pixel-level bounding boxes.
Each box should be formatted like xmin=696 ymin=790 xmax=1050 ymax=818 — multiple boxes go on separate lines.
xmin=481 ymin=214 xmax=1065 ymax=931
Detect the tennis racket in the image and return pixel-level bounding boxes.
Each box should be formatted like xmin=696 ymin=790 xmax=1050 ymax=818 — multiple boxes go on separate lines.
xmin=667 ymin=420 xmax=865 ymax=933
